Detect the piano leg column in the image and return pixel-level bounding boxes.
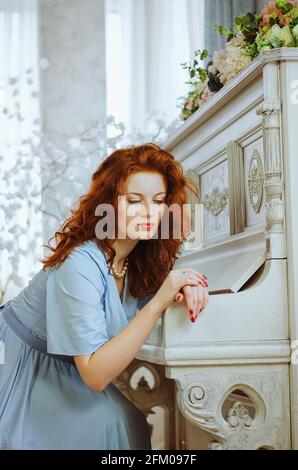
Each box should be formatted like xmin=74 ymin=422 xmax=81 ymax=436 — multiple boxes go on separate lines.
xmin=112 ymin=359 xmax=177 ymax=449
xmin=170 ymin=364 xmax=291 ymax=450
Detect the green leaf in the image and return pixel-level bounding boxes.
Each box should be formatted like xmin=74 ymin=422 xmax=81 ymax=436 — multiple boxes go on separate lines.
xmin=214 ymin=24 xmax=234 ymax=37
xmin=269 ymin=17 xmax=276 ymax=26
xmin=200 ymin=49 xmax=209 ymax=60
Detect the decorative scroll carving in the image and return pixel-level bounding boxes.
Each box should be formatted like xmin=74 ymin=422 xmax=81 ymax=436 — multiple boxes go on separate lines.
xmin=175 ymin=368 xmax=290 ymax=450
xmin=248 ymin=149 xmax=264 ymax=214
xmin=200 ymin=159 xmax=230 ymax=240
xmin=202 ymin=187 xmax=229 ymax=216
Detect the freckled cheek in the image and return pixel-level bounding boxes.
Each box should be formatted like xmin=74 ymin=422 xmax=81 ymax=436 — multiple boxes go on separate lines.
xmin=119 ymin=206 xmax=142 ymax=231
xmin=125 ymin=206 xmax=142 ymax=225
xmin=157 ymin=205 xmax=167 ymax=221
xmin=117 ymin=210 xmax=128 ymax=235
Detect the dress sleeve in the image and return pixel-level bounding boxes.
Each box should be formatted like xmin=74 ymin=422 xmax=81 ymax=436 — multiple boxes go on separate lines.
xmin=46 ymin=246 xmax=109 ymax=356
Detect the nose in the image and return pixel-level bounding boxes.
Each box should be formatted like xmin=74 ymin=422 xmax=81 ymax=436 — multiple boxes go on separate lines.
xmin=140 ymin=198 xmax=156 ymax=219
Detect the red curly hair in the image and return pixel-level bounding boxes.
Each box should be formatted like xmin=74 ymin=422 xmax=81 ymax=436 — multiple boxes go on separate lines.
xmin=41 ymin=142 xmax=200 ymax=298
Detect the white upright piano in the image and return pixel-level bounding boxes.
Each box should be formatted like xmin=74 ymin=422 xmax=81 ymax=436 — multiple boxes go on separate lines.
xmin=114 ymin=49 xmax=298 ymax=450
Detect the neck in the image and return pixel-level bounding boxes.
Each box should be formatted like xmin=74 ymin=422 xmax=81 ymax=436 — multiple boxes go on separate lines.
xmin=111 ymin=238 xmax=139 ymax=270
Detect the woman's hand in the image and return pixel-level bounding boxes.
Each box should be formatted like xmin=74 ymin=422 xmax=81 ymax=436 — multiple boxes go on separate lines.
xmin=152 ymin=267 xmax=208 ymax=318
xmin=175 ymin=283 xmax=209 ymax=322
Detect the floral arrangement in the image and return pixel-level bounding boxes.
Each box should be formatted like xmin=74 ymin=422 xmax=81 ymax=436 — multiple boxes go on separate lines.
xmin=179 ymin=0 xmax=298 ymax=121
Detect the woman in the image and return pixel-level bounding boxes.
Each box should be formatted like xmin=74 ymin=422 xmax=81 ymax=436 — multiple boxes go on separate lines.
xmin=0 ymin=143 xmax=209 ymax=450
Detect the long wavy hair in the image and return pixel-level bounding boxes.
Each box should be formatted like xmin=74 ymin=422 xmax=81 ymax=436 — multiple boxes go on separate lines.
xmin=41 ymin=142 xmax=200 ymax=298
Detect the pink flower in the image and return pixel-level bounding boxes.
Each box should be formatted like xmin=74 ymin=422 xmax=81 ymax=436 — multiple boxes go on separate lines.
xmin=185 ymin=100 xmax=194 ymax=111
xmin=260 ymin=1 xmax=283 ymax=28
xmin=259 ymin=0 xmax=298 ymax=29
xmin=261 ymin=1 xmax=282 ymax=18
xmin=279 ymin=16 xmax=292 ymax=25
xmin=194 ymin=96 xmax=201 ymax=107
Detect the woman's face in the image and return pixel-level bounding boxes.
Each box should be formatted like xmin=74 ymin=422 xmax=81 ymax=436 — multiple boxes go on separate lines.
xmin=118 ymin=171 xmax=167 ymax=240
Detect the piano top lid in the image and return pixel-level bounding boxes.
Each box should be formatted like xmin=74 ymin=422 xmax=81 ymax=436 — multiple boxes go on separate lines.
xmin=175 ymin=229 xmax=266 ymax=294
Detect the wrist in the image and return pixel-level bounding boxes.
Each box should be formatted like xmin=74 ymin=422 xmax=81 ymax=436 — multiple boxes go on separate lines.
xmin=146 ymin=296 xmax=165 ymax=319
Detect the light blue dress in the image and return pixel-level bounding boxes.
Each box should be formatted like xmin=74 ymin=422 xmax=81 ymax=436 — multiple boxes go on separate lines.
xmin=0 ymin=240 xmax=152 ymax=450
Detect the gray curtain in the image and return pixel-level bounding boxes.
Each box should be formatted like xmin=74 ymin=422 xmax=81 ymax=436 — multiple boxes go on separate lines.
xmin=256 ymin=0 xmax=267 ymax=10
xmin=204 ymin=0 xmax=257 ymax=59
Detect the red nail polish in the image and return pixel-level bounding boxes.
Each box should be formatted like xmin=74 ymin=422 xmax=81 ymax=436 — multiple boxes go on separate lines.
xmin=191 ymin=316 xmax=195 ymax=322
xmin=189 ymin=309 xmax=193 ymax=316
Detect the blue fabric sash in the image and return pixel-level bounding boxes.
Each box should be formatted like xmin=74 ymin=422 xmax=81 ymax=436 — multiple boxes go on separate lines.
xmin=0 ymin=301 xmax=74 ymax=365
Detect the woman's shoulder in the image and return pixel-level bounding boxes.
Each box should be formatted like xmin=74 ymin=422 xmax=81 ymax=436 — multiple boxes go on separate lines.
xmin=66 ymin=239 xmax=109 ymax=276
xmin=46 ymin=240 xmax=109 ymax=295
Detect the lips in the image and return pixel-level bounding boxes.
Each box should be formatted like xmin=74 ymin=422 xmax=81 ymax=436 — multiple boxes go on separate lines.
xmin=138 ymin=223 xmax=154 ymax=229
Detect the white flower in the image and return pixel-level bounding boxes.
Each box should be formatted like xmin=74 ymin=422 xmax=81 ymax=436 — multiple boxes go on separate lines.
xmin=207 ymin=63 xmax=218 ymax=74
xmin=227 ymin=32 xmax=247 ymax=48
xmin=213 ymin=41 xmax=251 ymax=85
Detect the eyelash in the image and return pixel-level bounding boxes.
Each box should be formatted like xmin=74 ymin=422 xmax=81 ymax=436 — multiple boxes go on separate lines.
xmin=128 ymin=200 xmax=165 ymax=204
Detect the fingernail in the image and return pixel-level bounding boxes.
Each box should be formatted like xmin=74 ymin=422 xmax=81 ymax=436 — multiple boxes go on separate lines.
xmin=189 ymin=309 xmax=195 ymax=322
xmin=203 ymin=275 xmax=208 ymax=279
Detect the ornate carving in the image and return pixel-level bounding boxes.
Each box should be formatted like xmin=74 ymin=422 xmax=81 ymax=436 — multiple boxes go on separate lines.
xmin=202 ymin=187 xmax=229 ymax=216
xmin=226 ymin=401 xmax=253 ymax=429
xmin=175 ymin=368 xmax=290 ymax=450
xmin=256 ymin=100 xmax=280 ymax=120
xmin=112 ymin=359 xmax=177 ymax=450
xmin=208 ymin=441 xmax=224 ymax=450
xmin=248 ymin=150 xmax=264 ymax=213
xmin=255 ymin=64 xmax=285 ymax=244
xmin=224 ymin=400 xmax=254 ymax=446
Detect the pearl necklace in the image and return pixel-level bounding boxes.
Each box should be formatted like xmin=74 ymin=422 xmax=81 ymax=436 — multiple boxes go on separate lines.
xmin=111 ymin=257 xmax=128 ymax=278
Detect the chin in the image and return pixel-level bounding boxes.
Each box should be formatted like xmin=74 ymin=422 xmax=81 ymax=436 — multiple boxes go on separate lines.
xmin=137 ymin=230 xmax=158 ymax=240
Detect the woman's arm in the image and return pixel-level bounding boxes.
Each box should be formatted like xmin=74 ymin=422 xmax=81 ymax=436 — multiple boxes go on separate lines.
xmin=74 ymin=266 xmax=207 ymax=393
xmin=74 ymin=296 xmax=163 ymax=392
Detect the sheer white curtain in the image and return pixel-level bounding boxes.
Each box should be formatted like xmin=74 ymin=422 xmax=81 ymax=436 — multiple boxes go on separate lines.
xmin=0 ymin=0 xmax=42 ymax=302
xmin=0 ymin=0 xmax=40 ymax=159
xmin=105 ymin=0 xmax=205 ymax=135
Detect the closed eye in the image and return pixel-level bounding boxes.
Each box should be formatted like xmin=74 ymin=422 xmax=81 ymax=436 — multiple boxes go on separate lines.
xmin=128 ymin=200 xmax=165 ymax=204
